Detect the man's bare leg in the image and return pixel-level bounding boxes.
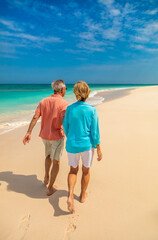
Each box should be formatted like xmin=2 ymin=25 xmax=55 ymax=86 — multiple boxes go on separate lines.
xmin=67 ymin=166 xmax=78 ymax=213
xmin=47 ymin=159 xmax=60 ymax=196
xmin=44 ymin=155 xmax=52 ymax=184
xmin=80 ymin=165 xmax=90 ymax=203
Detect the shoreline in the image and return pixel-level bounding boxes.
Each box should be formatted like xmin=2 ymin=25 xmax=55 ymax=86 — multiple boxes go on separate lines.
xmin=0 ymin=85 xmax=155 ymax=135
xmin=0 ymin=86 xmax=136 ymax=135
xmin=96 ymin=87 xmax=135 ymax=103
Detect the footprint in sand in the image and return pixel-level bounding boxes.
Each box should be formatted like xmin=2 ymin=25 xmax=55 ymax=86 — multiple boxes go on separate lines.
xmin=8 ymin=214 xmax=31 ymax=240
xmin=63 ymin=217 xmax=78 ymax=240
xmin=21 ymin=214 xmax=30 ymax=222
xmin=66 ymin=223 xmax=76 ymax=232
xmin=67 ymin=223 xmax=76 ymax=232
xmin=18 ymin=214 xmax=30 ymax=235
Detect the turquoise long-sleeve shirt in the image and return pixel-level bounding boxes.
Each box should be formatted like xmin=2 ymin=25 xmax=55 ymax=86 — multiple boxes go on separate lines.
xmin=63 ymin=101 xmax=100 ymax=153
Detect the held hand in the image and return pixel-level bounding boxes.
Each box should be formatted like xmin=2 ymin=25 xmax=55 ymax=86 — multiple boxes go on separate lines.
xmin=23 ymin=132 xmax=31 ymax=145
xmin=97 ymin=149 xmax=102 ymax=161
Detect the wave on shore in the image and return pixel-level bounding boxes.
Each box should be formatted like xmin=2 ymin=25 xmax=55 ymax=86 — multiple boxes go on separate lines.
xmin=0 ymin=90 xmax=105 ymax=135
xmin=0 ymin=85 xmax=144 ymax=135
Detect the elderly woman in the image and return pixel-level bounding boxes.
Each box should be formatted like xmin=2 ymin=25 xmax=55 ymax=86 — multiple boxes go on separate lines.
xmin=63 ymin=81 xmax=102 ymax=213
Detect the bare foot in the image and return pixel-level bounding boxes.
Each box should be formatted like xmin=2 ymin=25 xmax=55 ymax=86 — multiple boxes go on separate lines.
xmin=44 ymin=176 xmax=49 ymax=185
xmin=80 ymin=192 xmax=88 ymax=203
xmin=67 ymin=197 xmax=75 ymax=213
xmin=47 ymin=186 xmax=57 ymax=196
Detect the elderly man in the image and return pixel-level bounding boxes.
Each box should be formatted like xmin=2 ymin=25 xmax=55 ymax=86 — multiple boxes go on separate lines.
xmin=23 ymin=79 xmax=68 ymax=196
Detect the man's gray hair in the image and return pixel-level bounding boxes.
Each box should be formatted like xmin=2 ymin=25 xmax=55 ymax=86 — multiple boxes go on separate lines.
xmin=51 ymin=79 xmax=66 ymax=92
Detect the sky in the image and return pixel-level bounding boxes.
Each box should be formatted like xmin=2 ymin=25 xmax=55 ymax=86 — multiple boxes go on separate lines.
xmin=0 ymin=0 xmax=158 ymax=84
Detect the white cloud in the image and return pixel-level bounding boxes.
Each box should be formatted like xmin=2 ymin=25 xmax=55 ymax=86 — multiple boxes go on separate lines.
xmin=133 ymin=36 xmax=149 ymax=43
xmin=122 ymin=3 xmax=136 ymax=17
xmin=77 ymin=9 xmax=123 ymax=51
xmin=133 ymin=21 xmax=158 ymax=44
xmin=97 ymin=1 xmax=127 ymax=41
xmin=83 ymin=19 xmax=102 ymax=33
xmin=41 ymin=36 xmax=63 ymax=43
xmin=131 ymin=44 xmax=145 ymax=50
xmin=4 ymin=0 xmax=158 ymax=57
xmin=72 ymin=1 xmax=158 ymax=55
xmin=98 ymin=0 xmax=122 ymax=19
xmin=0 ymin=31 xmax=63 ymax=43
xmin=6 ymin=0 xmax=62 ymax=19
xmin=141 ymin=22 xmax=158 ymax=36
xmin=0 ymin=42 xmax=16 ymax=53
xmin=102 ymin=27 xmax=122 ymax=40
xmin=77 ymin=42 xmax=105 ymax=52
xmin=77 ymin=19 xmax=107 ymax=52
xmin=0 ymin=19 xmax=23 ymax=31
xmin=98 ymin=0 xmax=114 ymax=7
xmin=0 ymin=41 xmax=26 ymax=51
xmin=152 ymin=40 xmax=158 ymax=44
xmin=65 ymin=49 xmax=84 ymax=54
xmin=76 ymin=57 xmax=87 ymax=61
xmin=131 ymin=44 xmax=158 ymax=53
xmin=74 ymin=10 xmax=82 ymax=17
xmin=0 ymin=53 xmax=19 ymax=59
xmin=110 ymin=8 xmax=121 ymax=16
xmin=79 ymin=32 xmax=94 ymax=40
xmin=77 ymin=36 xmax=106 ymax=52
xmin=145 ymin=9 xmax=158 ymax=15
xmin=57 ymin=12 xmax=62 ymax=16
xmin=0 ymin=40 xmax=27 ymax=58
xmin=145 ymin=47 xmax=158 ymax=53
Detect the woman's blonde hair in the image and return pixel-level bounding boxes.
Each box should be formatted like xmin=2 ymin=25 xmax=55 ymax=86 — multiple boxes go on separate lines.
xmin=73 ymin=81 xmax=91 ymax=101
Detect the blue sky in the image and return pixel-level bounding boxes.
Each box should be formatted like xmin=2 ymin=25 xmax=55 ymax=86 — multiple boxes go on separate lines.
xmin=0 ymin=0 xmax=158 ymax=84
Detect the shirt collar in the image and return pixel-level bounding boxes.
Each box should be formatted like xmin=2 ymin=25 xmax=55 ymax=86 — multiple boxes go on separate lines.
xmin=50 ymin=94 xmax=62 ymax=98
xmin=76 ymin=101 xmax=88 ymax=104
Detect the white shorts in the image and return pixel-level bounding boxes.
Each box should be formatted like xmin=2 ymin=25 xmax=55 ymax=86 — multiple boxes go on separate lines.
xmin=42 ymin=137 xmax=64 ymax=161
xmin=67 ymin=148 xmax=94 ymax=168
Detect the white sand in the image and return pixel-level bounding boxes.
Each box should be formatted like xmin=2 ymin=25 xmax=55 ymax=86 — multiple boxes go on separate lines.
xmin=0 ymin=86 xmax=158 ymax=240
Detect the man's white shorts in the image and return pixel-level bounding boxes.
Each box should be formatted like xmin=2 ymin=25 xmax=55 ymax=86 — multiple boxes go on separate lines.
xmin=67 ymin=148 xmax=94 ymax=168
xmin=42 ymin=137 xmax=64 ymax=161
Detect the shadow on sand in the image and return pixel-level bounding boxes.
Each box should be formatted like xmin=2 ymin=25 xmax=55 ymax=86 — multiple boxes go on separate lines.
xmin=0 ymin=171 xmax=79 ymax=216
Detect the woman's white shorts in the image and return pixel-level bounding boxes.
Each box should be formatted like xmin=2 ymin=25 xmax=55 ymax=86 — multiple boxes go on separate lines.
xmin=67 ymin=148 xmax=94 ymax=168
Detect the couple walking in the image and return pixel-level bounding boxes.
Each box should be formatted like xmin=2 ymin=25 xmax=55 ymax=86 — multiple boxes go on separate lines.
xmin=23 ymin=79 xmax=102 ymax=213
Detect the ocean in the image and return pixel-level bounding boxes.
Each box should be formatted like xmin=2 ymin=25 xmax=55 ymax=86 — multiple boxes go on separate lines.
xmin=0 ymin=84 xmax=154 ymax=134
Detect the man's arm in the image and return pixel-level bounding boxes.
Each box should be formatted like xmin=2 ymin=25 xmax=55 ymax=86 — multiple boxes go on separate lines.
xmin=23 ymin=113 xmax=40 ymax=145
xmin=60 ymin=102 xmax=69 ymax=131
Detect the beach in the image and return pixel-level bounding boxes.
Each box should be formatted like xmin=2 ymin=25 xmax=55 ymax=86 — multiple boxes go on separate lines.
xmin=0 ymin=84 xmax=150 ymax=135
xmin=0 ymin=86 xmax=158 ymax=240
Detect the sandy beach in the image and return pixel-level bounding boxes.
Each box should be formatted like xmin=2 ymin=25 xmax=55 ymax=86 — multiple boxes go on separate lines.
xmin=0 ymin=86 xmax=158 ymax=240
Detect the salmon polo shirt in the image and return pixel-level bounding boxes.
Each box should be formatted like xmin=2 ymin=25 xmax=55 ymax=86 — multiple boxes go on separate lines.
xmin=35 ymin=94 xmax=69 ymax=140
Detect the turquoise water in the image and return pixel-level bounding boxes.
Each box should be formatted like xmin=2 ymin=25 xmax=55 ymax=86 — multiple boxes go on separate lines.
xmin=0 ymin=84 xmax=151 ymax=115
xmin=0 ymin=84 xmax=155 ymax=134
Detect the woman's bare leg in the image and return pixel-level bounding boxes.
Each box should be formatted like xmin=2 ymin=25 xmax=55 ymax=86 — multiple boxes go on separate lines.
xmin=80 ymin=165 xmax=90 ymax=203
xmin=67 ymin=166 xmax=79 ymax=213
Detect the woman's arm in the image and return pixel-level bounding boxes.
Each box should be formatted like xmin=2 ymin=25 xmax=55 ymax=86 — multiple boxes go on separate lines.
xmin=91 ymin=108 xmax=102 ymax=161
xmin=96 ymin=144 xmax=102 ymax=161
xmin=91 ymin=108 xmax=100 ymax=146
